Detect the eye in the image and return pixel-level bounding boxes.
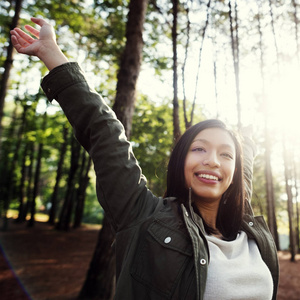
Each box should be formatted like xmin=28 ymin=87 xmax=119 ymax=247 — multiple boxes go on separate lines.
xmin=221 ymin=152 xmax=233 ymax=159
xmin=192 ymin=147 xmax=205 ymax=152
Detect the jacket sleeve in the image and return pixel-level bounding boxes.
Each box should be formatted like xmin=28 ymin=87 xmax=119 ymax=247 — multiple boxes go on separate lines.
xmin=41 ymin=62 xmax=160 ymax=232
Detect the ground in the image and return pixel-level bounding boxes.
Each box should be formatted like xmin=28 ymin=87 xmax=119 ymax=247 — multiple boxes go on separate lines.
xmin=0 ymin=218 xmax=299 ymax=300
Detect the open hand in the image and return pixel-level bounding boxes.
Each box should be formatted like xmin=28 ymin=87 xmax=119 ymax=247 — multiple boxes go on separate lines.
xmin=10 ymin=17 xmax=68 ymax=70
xmin=11 ymin=17 xmax=56 ymax=57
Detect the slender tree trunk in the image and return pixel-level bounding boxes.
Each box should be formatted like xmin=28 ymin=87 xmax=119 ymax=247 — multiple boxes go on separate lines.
xmin=0 ymin=106 xmax=17 ymax=229
xmin=48 ymin=125 xmax=69 ymax=225
xmin=189 ymin=0 xmax=211 ymax=129
xmin=283 ymin=134 xmax=296 ymax=261
xmin=16 ymin=142 xmax=29 ymax=222
xmin=78 ymin=217 xmax=116 ymax=300
xmin=56 ymin=134 xmax=81 ymax=231
xmin=293 ymin=155 xmax=300 ymax=252
xmin=23 ymin=142 xmax=34 ymax=222
xmin=79 ymin=1 xmax=148 ymax=299
xmin=292 ymin=0 xmax=300 ymax=64
xmin=257 ymin=0 xmax=280 ymax=249
xmin=0 ymin=0 xmax=23 ymax=139
xmin=73 ymin=154 xmax=92 ymax=229
xmin=268 ymin=0 xmax=280 ymax=73
xmin=112 ymin=0 xmax=148 ymax=138
xmin=172 ymin=0 xmax=181 ymax=142
xmin=4 ymin=104 xmax=27 ymax=226
xmin=28 ymin=112 xmax=47 ymax=227
xmin=228 ymin=0 xmax=241 ymax=130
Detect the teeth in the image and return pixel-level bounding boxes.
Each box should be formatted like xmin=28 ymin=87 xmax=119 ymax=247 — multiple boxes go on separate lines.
xmin=198 ymin=174 xmax=219 ymax=181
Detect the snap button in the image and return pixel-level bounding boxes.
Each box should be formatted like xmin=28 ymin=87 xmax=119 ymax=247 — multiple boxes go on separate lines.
xmin=164 ymin=237 xmax=171 ymax=244
xmin=200 ymin=259 xmax=206 ymax=265
xmin=249 ymin=221 xmax=254 ymax=227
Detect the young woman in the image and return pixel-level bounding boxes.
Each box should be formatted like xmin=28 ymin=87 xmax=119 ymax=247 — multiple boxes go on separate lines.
xmin=10 ymin=18 xmax=279 ymax=300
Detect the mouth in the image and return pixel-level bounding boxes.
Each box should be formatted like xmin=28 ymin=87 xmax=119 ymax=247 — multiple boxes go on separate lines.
xmin=196 ymin=172 xmax=221 ymax=181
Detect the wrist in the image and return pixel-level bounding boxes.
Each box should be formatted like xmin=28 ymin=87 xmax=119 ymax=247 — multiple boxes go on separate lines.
xmin=38 ymin=41 xmax=69 ymax=71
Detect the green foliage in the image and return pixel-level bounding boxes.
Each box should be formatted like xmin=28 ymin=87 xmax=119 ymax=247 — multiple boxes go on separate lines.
xmin=131 ymin=94 xmax=173 ymax=196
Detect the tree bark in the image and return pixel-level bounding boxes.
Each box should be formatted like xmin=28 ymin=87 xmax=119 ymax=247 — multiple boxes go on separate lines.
xmin=73 ymin=153 xmax=92 ymax=229
xmin=112 ymin=0 xmax=148 ymax=139
xmin=28 ymin=112 xmax=47 ymax=228
xmin=56 ymin=134 xmax=81 ymax=231
xmin=48 ymin=125 xmax=69 ymax=225
xmin=228 ymin=0 xmax=241 ymax=130
xmin=172 ymin=0 xmax=181 ymax=143
xmin=79 ymin=1 xmax=148 ymax=299
xmin=0 ymin=0 xmax=23 ymax=139
xmin=283 ymin=134 xmax=296 ymax=261
xmin=16 ymin=142 xmax=29 ymax=223
xmin=257 ymin=0 xmax=280 ymax=249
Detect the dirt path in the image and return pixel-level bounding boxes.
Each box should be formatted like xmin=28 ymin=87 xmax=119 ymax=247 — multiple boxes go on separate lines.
xmin=0 ymin=219 xmax=299 ymax=300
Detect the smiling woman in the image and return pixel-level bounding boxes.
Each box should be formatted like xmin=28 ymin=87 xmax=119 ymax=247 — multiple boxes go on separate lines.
xmin=164 ymin=119 xmax=244 ymax=240
xmin=10 ymin=17 xmax=279 ymax=300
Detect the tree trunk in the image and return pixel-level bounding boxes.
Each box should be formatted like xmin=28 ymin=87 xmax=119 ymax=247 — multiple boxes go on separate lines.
xmin=0 ymin=0 xmax=23 ymax=138
xmin=0 ymin=106 xmax=18 ymax=229
xmin=293 ymin=155 xmax=300 ymax=253
xmin=188 ymin=0 xmax=211 ymax=129
xmin=48 ymin=125 xmax=69 ymax=225
xmin=172 ymin=0 xmax=181 ymax=143
xmin=28 ymin=112 xmax=47 ymax=227
xmin=16 ymin=142 xmax=29 ymax=222
xmin=56 ymin=134 xmax=81 ymax=231
xmin=257 ymin=0 xmax=280 ymax=249
xmin=264 ymin=142 xmax=279 ymax=249
xmin=228 ymin=0 xmax=241 ymax=130
xmin=73 ymin=153 xmax=92 ymax=229
xmin=112 ymin=0 xmax=148 ymax=139
xmin=78 ymin=217 xmax=116 ymax=300
xmin=283 ymin=134 xmax=296 ymax=261
xmin=22 ymin=142 xmax=35 ymax=222
xmin=4 ymin=104 xmax=27 ymax=226
xmin=79 ymin=1 xmax=148 ymax=299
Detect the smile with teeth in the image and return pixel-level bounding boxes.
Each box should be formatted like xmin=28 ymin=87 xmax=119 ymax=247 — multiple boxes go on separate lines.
xmin=197 ymin=173 xmax=220 ymax=181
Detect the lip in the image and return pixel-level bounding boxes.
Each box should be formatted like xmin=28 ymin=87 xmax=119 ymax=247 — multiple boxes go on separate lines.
xmin=195 ymin=170 xmax=222 ymax=183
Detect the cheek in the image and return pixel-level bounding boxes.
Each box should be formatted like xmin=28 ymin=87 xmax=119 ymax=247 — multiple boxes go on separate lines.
xmin=184 ymin=158 xmax=192 ymax=187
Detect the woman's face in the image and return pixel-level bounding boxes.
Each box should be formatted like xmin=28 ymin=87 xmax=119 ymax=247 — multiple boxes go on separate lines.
xmin=184 ymin=128 xmax=236 ymax=205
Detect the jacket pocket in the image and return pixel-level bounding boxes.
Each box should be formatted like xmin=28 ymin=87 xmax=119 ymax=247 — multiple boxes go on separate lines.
xmin=130 ymin=220 xmax=193 ymax=299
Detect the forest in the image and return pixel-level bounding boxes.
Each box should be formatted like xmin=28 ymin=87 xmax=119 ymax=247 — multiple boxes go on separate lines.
xmin=0 ymin=0 xmax=300 ymax=299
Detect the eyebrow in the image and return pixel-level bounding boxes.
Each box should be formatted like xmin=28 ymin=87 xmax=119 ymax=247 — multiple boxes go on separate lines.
xmin=192 ymin=138 xmax=235 ymax=152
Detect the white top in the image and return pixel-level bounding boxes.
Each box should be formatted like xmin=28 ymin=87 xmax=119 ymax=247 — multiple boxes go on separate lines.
xmin=203 ymin=231 xmax=273 ymax=300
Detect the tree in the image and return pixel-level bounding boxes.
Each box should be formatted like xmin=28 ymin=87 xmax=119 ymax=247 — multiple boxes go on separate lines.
xmin=79 ymin=0 xmax=148 ymax=299
xmin=56 ymin=134 xmax=81 ymax=231
xmin=48 ymin=124 xmax=69 ymax=225
xmin=28 ymin=110 xmax=48 ymax=227
xmin=256 ymin=0 xmax=280 ymax=249
xmin=0 ymin=0 xmax=23 ymax=139
xmin=283 ymin=133 xmax=297 ymax=261
xmin=171 ymin=0 xmax=181 ymax=143
xmin=228 ymin=0 xmax=241 ymax=130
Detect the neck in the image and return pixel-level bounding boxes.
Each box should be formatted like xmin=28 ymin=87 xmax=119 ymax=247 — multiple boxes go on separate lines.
xmin=194 ymin=200 xmax=220 ymax=230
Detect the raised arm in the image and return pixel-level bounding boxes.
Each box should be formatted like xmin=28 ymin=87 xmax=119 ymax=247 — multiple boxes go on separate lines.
xmin=11 ymin=18 xmax=161 ymax=232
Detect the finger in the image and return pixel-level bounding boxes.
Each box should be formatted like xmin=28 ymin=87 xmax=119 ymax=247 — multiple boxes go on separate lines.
xmin=12 ymin=29 xmax=34 ymax=49
xmin=11 ymin=34 xmax=28 ymax=54
xmin=24 ymin=24 xmax=40 ymax=39
xmin=30 ymin=17 xmax=51 ymax=27
xmin=14 ymin=28 xmax=35 ymax=44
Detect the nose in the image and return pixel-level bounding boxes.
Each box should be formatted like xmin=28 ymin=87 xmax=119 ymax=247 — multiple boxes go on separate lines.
xmin=202 ymin=151 xmax=220 ymax=168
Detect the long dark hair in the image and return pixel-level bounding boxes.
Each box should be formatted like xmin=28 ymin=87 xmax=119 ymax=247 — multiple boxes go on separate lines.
xmin=164 ymin=119 xmax=245 ymax=240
